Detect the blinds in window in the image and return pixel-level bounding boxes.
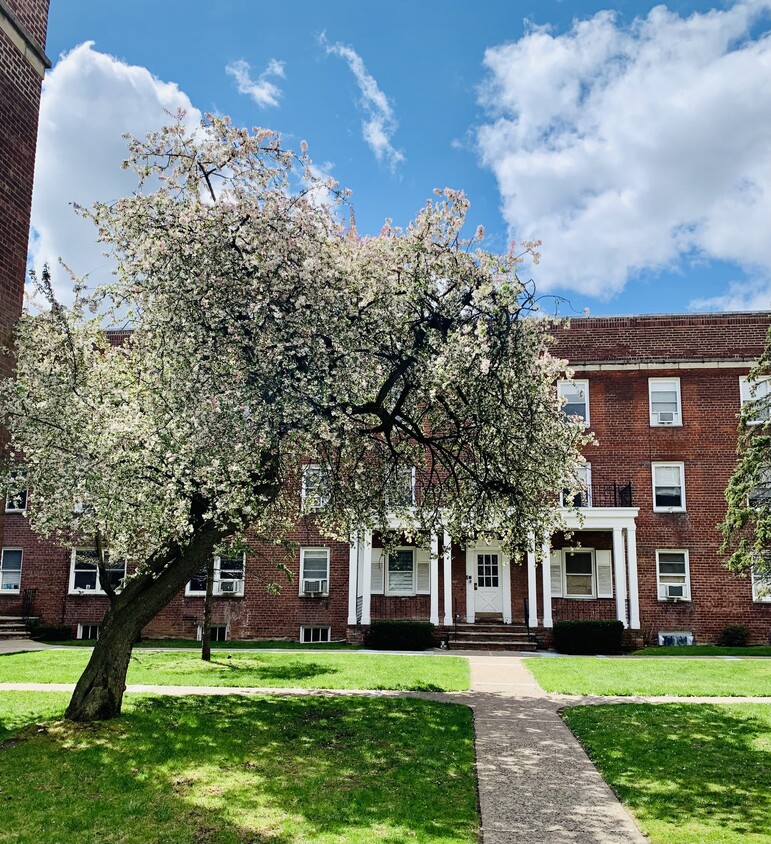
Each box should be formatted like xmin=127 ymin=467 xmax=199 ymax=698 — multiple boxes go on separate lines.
xmin=596 ymin=550 xmax=613 ymax=598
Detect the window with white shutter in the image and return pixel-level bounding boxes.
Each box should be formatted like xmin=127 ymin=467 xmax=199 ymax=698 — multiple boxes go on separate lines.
xmin=370 ymin=548 xmax=385 ymax=594
xmin=550 ymin=550 xmax=563 ymax=597
xmin=415 ymin=549 xmax=431 ymax=594
xmin=595 ymin=550 xmax=613 ymax=598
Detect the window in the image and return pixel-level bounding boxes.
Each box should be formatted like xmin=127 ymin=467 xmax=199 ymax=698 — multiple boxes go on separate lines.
xmin=561 ymin=463 xmax=592 ymax=507
xmin=649 ymin=378 xmax=682 ymax=426
xmin=740 ymin=376 xmax=771 ymax=425
xmin=385 ymin=547 xmax=430 ymax=596
xmin=4 ymin=474 xmax=27 ymax=513
xmin=551 ymin=548 xmax=613 ymax=599
xmin=300 ymin=547 xmax=330 ymax=595
xmin=301 ymin=464 xmax=330 ymax=512
xmin=196 ymin=624 xmax=227 ymax=641
xmin=748 ymin=466 xmax=771 ymax=507
xmin=386 ymin=466 xmax=416 ymax=508
xmin=300 ymin=625 xmax=331 ymax=643
xmin=77 ymin=623 xmax=100 ymax=640
xmin=0 ymin=549 xmax=22 ymax=592
xmin=652 ymin=463 xmax=686 ymax=512
xmin=558 ymin=380 xmax=589 ymax=423
xmin=752 ymin=567 xmax=771 ymax=602
xmin=186 ymin=553 xmax=245 ymax=597
xmin=656 ymin=550 xmax=690 ymax=600
xmin=69 ymin=549 xmax=126 ymax=594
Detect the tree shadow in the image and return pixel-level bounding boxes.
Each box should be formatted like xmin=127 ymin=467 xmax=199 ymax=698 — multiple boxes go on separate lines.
xmin=565 ymin=703 xmax=771 ymax=840
xmin=0 ymin=693 xmax=478 ymax=843
xmin=208 ymin=658 xmax=335 ymax=683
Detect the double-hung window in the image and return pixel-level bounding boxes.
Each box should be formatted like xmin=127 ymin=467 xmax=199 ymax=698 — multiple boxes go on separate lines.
xmin=301 ymin=464 xmax=330 ymax=512
xmin=0 ymin=549 xmax=22 ymax=592
xmin=748 ymin=466 xmax=771 ymax=507
xmin=652 ymin=463 xmax=686 ymax=512
xmin=751 ymin=567 xmax=771 ymax=602
xmin=550 ymin=548 xmax=613 ymax=599
xmin=381 ymin=548 xmax=430 ymax=596
xmin=656 ymin=550 xmax=690 ymax=600
xmin=557 ymin=380 xmax=589 ymax=424
xmin=561 ymin=463 xmax=592 ymax=507
xmin=186 ymin=553 xmax=245 ymax=597
xmin=300 ymin=547 xmax=330 ymax=595
xmin=740 ymin=376 xmax=771 ymax=425
xmin=4 ymin=474 xmax=27 ymax=513
xmin=386 ymin=466 xmax=416 ymax=508
xmin=69 ymin=549 xmax=126 ymax=594
xmin=649 ymin=378 xmax=682 ymax=426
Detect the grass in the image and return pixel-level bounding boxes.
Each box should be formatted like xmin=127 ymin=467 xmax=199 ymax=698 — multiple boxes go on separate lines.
xmin=524 ymin=656 xmax=771 ymax=696
xmin=0 ymin=691 xmax=477 ymax=844
xmin=633 ymin=645 xmax=771 ymax=657
xmin=53 ymin=638 xmax=361 ymax=650
xmin=564 ymin=703 xmax=771 ymax=844
xmin=0 ymin=649 xmax=470 ymax=691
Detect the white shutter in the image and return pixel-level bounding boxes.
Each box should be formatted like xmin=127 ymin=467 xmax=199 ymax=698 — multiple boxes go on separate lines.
xmin=416 ymin=549 xmax=430 ymax=594
xmin=596 ymin=550 xmax=614 ymax=598
xmin=370 ymin=549 xmax=384 ymax=594
xmin=550 ymin=550 xmax=563 ymax=597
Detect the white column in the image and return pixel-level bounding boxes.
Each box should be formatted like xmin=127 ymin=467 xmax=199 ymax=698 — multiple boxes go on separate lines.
xmin=361 ymin=529 xmax=373 ymax=625
xmin=541 ymin=537 xmax=553 ymax=628
xmin=526 ymin=541 xmax=538 ymax=628
xmin=612 ymin=526 xmax=628 ymax=628
xmin=347 ymin=531 xmax=359 ymax=625
xmin=430 ymin=531 xmax=440 ymax=625
xmin=626 ymin=526 xmax=640 ymax=630
xmin=442 ymin=530 xmax=453 ymax=626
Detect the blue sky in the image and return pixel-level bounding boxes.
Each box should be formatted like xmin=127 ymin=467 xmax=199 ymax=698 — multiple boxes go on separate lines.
xmin=32 ymin=0 xmax=771 ymax=316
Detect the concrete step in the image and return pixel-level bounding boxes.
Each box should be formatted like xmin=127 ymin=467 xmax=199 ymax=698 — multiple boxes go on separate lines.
xmin=448 ymin=639 xmax=536 ymax=651
xmin=0 ymin=630 xmax=30 ymax=639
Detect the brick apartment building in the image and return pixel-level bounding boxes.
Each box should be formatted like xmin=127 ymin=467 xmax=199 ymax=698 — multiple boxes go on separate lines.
xmin=0 ymin=0 xmax=49 ymax=629
xmin=3 ymin=311 xmax=771 ymax=647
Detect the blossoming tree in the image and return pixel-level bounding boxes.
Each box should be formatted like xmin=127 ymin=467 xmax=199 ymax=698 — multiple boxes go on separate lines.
xmin=1 ymin=117 xmax=589 ymax=721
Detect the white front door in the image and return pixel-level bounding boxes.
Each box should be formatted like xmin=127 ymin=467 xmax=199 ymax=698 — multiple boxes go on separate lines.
xmin=475 ymin=551 xmax=502 ymax=613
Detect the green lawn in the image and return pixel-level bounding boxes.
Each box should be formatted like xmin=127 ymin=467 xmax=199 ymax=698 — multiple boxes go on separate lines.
xmin=633 ymin=645 xmax=771 ymax=657
xmin=524 ymin=657 xmax=771 ymax=696
xmin=0 ymin=649 xmax=470 ymax=691
xmin=54 ymin=638 xmax=361 ymax=650
xmin=564 ymin=704 xmax=771 ymax=844
xmin=0 ymin=691 xmax=477 ymax=844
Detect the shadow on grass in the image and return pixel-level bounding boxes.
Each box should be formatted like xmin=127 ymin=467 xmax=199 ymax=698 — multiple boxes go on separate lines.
xmin=0 ymin=694 xmax=477 ymax=844
xmin=564 ymin=704 xmax=771 ymax=841
xmin=208 ymin=658 xmax=336 ymax=683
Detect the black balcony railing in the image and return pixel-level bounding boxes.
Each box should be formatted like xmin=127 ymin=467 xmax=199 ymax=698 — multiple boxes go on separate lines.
xmin=565 ymin=482 xmax=633 ymax=509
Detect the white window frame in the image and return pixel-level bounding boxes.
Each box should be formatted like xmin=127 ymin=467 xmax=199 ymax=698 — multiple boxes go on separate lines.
xmin=652 ymin=462 xmax=686 ymax=512
xmin=557 ymin=379 xmax=590 ymax=425
xmin=299 ymin=547 xmax=330 ymax=596
xmin=185 ymin=553 xmax=246 ymax=597
xmin=300 ymin=625 xmax=332 ymax=644
xmin=386 ymin=547 xmax=417 ymax=596
xmin=649 ymin=377 xmax=682 ymax=427
xmin=562 ymin=547 xmax=596 ymax=599
xmin=77 ymin=623 xmax=100 ymax=640
xmin=4 ymin=476 xmax=27 ymax=514
xmin=740 ymin=376 xmax=771 ymax=425
xmin=751 ymin=567 xmax=771 ymax=602
xmin=656 ymin=549 xmax=691 ymax=601
xmin=561 ymin=463 xmax=592 ymax=507
xmin=68 ymin=548 xmax=126 ymax=595
xmin=301 ymin=463 xmax=330 ymax=512
xmin=0 ymin=548 xmax=22 ymax=593
xmin=386 ymin=466 xmax=416 ymax=509
xmin=196 ymin=624 xmax=228 ymax=642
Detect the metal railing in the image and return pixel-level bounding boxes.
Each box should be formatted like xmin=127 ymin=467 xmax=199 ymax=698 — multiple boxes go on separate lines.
xmin=565 ymin=482 xmax=633 ymax=508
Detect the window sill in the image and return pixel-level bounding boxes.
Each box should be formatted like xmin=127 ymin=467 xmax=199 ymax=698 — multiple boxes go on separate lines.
xmin=185 ymin=592 xmax=245 ymax=599
xmin=69 ymin=589 xmax=109 ymax=596
xmin=4 ymin=510 xmax=26 ymax=515
xmin=658 ymin=597 xmax=691 ymax=603
xmin=299 ymin=593 xmax=329 ymax=598
xmin=0 ymin=590 xmax=21 ymax=595
xmin=653 ymin=508 xmax=687 ymax=514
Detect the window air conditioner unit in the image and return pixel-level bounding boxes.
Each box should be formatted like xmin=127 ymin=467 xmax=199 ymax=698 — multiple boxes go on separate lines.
xmin=219 ymin=580 xmax=241 ymax=594
xmin=656 ymin=411 xmax=676 ymax=424
xmin=664 ymin=584 xmax=685 ymax=600
xmin=303 ymin=579 xmax=327 ymax=595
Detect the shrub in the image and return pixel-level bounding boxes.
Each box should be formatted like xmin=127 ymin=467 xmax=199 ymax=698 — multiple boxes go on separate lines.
xmin=552 ymin=620 xmax=624 ymax=655
xmin=718 ymin=625 xmax=750 ymax=647
xmin=29 ymin=623 xmax=73 ymax=642
xmin=365 ymin=620 xmax=436 ymax=651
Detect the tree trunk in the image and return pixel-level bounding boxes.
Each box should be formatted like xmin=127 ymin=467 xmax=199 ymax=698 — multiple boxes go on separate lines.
xmin=201 ymin=554 xmax=215 ymax=661
xmin=65 ymin=524 xmax=222 ymax=722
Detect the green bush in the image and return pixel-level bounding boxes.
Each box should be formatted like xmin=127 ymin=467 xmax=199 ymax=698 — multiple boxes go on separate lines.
xmin=718 ymin=625 xmax=750 ymax=647
xmin=365 ymin=620 xmax=436 ymax=651
xmin=29 ymin=623 xmax=73 ymax=642
xmin=552 ymin=620 xmax=624 ymax=655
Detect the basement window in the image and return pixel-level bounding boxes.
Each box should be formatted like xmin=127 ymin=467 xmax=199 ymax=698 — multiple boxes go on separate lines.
xmin=300 ymin=626 xmax=331 ymax=644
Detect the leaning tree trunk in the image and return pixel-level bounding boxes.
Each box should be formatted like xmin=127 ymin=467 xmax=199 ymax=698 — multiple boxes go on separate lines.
xmin=65 ymin=524 xmax=223 ymax=722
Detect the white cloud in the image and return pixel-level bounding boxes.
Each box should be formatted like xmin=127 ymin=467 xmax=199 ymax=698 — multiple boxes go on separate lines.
xmin=476 ymin=1 xmax=771 ymax=300
xmin=321 ymin=35 xmax=404 ymax=171
xmin=690 ymin=277 xmax=771 ymax=311
xmin=30 ymin=42 xmax=201 ymax=303
xmin=225 ymin=58 xmax=285 ymax=108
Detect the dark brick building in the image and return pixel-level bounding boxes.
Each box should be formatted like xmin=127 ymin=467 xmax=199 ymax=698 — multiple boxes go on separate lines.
xmin=3 ymin=311 xmax=770 ymax=647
